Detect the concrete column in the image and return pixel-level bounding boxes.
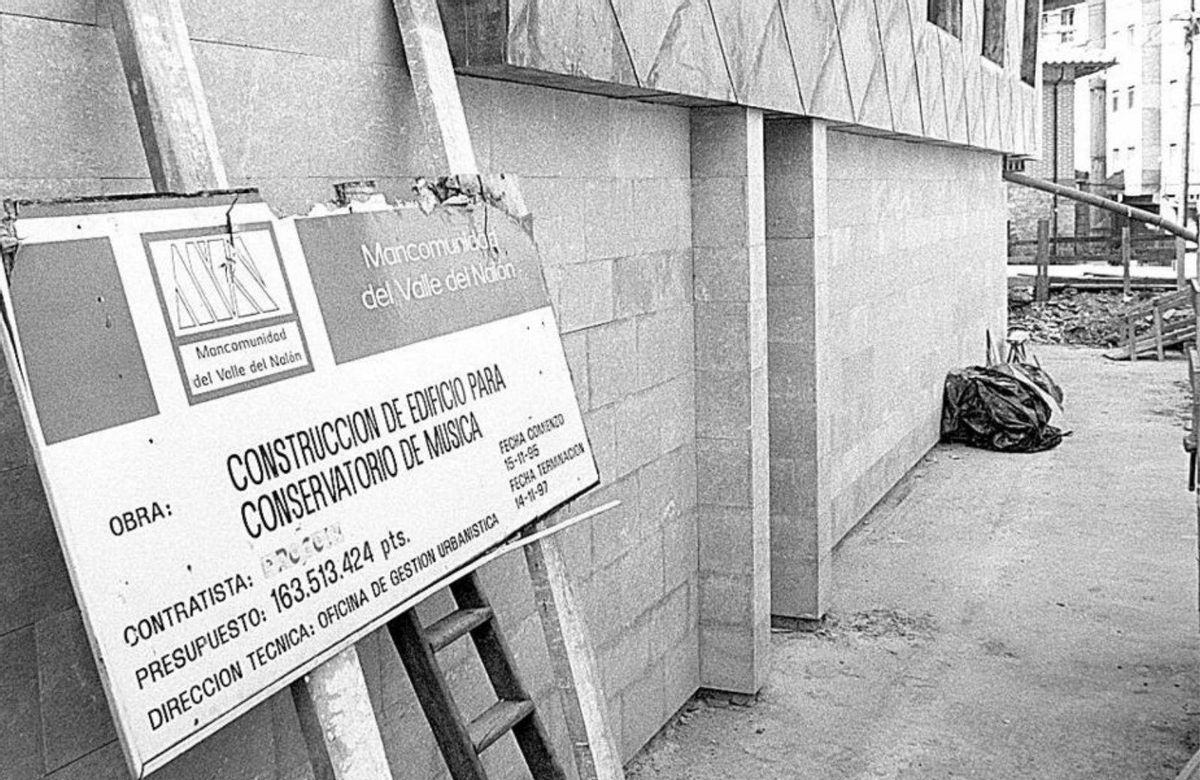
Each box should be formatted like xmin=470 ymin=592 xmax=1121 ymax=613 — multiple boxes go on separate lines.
xmin=764 ymin=118 xmax=829 ymax=621
xmin=691 ymin=107 xmax=770 ymax=695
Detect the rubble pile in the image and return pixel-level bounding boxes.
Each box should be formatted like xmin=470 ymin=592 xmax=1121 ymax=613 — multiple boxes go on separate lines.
xmin=1007 ymin=284 xmax=1179 ymax=347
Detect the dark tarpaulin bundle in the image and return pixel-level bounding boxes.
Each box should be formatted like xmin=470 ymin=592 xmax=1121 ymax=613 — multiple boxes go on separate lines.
xmin=941 ymin=363 xmax=1065 ymax=453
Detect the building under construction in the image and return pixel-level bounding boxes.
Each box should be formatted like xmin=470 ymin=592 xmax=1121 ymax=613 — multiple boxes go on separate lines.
xmin=0 ymin=1 xmax=1040 ymax=777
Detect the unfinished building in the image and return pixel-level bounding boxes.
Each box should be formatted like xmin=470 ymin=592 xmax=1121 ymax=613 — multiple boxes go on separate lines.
xmin=0 ymin=0 xmax=1037 ymax=777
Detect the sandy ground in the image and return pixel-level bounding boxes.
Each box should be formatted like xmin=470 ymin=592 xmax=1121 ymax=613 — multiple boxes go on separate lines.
xmin=627 ymin=347 xmax=1200 ymax=780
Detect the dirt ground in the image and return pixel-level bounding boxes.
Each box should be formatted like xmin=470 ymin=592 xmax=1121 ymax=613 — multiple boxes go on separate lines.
xmin=627 ymin=347 xmax=1200 ymax=780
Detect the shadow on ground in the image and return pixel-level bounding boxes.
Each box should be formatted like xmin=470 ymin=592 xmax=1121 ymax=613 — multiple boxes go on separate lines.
xmin=628 ymin=346 xmax=1200 ymax=780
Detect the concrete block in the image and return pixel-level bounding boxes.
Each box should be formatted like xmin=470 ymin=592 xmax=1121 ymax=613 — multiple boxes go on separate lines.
xmin=653 ymin=375 xmax=695 ymax=456
xmin=698 ymin=367 xmax=758 ymax=440
xmin=613 ymin=103 xmax=690 ymax=180
xmin=694 ymin=302 xmax=750 ymax=372
xmin=183 ymin=0 xmax=358 ymax=58
xmin=583 ymin=404 xmax=617 ymax=481
xmin=0 ymin=626 xmax=40 ymax=780
xmin=619 ymin=661 xmax=666 ymax=758
xmin=36 ymin=608 xmax=116 ymax=772
xmin=0 ymin=0 xmax=96 ymax=25
xmin=587 ymin=318 xmax=638 ymax=409
xmin=619 ymin=531 xmax=666 ymax=620
xmin=662 ymin=505 xmax=699 ymax=591
xmin=697 ymin=505 xmax=756 ymax=574
xmin=589 ymin=474 xmax=641 ymax=569
xmin=649 ymin=582 xmax=695 ymax=660
xmin=612 ymin=255 xmax=654 ymax=319
xmin=613 ymin=390 xmax=663 ymax=479
xmin=690 ymin=177 xmax=750 ymax=249
xmin=636 ymin=306 xmax=693 ymax=389
xmin=638 ymin=444 xmax=697 ymax=526
xmin=584 ymin=551 xmax=631 ymax=646
xmin=559 ymin=261 xmax=615 ymax=333
xmin=616 ymin=250 xmax=693 ymax=317
xmin=599 ymin=613 xmax=653 ymax=697
xmin=507 ymin=613 xmax=554 ymax=701
xmin=767 ymin=284 xmax=815 ymax=346
xmin=691 ymin=109 xmax=751 ymax=177
xmin=699 ymin=623 xmax=759 ymax=694
xmin=2 ymin=15 xmax=148 ymax=179
xmin=526 ymin=178 xmax=588 ymax=266
xmin=698 ymin=572 xmax=755 ymax=627
xmin=767 ymin=343 xmax=815 ymax=407
xmin=631 ymin=178 xmax=685 ymax=254
xmin=662 ymin=626 xmax=700 ymax=717
xmin=0 ymin=467 xmax=74 ymax=636
xmin=477 ymin=549 xmax=536 ymax=627
xmin=152 ymin=696 xmax=276 ymax=780
xmin=354 ymin=0 xmax=404 ymax=65
xmin=696 ymin=437 xmax=753 ymax=508
xmin=559 ymin=329 xmax=589 ymax=410
xmin=694 ymin=246 xmax=755 ymax=303
xmin=583 ymin=179 xmax=633 ymax=260
xmin=0 ymin=352 xmax=30 ymax=470
xmin=43 ymin=741 xmax=126 ymax=780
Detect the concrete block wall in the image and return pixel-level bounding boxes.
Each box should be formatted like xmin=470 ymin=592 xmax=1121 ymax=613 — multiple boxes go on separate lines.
xmin=0 ymin=4 xmax=698 ymax=779
xmin=690 ymin=108 xmax=771 ymax=695
xmin=819 ymin=131 xmax=1007 ymax=546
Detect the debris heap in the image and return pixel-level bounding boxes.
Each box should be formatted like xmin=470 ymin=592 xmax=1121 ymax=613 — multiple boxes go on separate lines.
xmin=1007 ymin=284 xmax=1185 ymax=348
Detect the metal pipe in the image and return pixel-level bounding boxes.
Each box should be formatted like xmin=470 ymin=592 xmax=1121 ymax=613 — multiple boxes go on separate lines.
xmin=1004 ymin=169 xmax=1199 ymax=242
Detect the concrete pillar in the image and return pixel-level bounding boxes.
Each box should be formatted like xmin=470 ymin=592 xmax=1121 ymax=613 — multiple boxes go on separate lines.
xmin=691 ymin=107 xmax=770 ymax=695
xmin=764 ymin=118 xmax=830 ymax=621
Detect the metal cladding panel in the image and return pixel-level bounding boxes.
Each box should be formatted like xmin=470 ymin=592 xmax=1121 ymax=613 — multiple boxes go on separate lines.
xmin=1006 ymin=0 xmax=1024 ymax=79
xmin=985 ymin=67 xmax=1003 ymax=148
xmin=960 ymin=0 xmax=985 ymax=146
xmin=999 ymin=76 xmax=1016 ymax=150
xmin=875 ymin=0 xmax=924 ymax=135
xmin=710 ymin=0 xmax=805 ymax=114
xmin=914 ymin=22 xmax=950 ymax=140
xmin=836 ymin=0 xmax=893 ymax=129
xmin=940 ymin=32 xmax=969 ymax=144
xmin=507 ymin=0 xmax=640 ymax=88
xmin=609 ymin=0 xmax=735 ymax=102
xmin=780 ymin=0 xmax=855 ymax=122
xmin=442 ymin=0 xmax=1037 ymax=154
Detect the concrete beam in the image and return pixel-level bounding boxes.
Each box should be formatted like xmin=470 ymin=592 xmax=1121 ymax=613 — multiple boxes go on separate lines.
xmin=691 ymin=106 xmax=770 ymax=695
xmin=764 ymin=118 xmax=830 ymax=621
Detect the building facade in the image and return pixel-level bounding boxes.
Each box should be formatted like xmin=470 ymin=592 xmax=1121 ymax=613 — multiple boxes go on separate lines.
xmin=0 ymin=1 xmax=1034 ymax=778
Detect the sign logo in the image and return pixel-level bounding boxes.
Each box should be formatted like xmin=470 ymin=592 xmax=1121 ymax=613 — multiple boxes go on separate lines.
xmin=169 ymin=235 xmax=282 ymax=332
xmin=143 ymin=224 xmax=313 ymax=404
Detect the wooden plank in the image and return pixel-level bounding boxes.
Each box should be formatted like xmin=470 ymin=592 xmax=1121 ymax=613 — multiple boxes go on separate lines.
xmin=389 ymin=3 xmax=625 ymax=779
xmin=392 ymin=0 xmax=479 ymax=175
xmin=1178 ymin=237 xmax=1188 ymax=290
xmin=108 ymin=0 xmax=228 ymax=192
xmin=388 ymin=610 xmax=489 ymax=780
xmin=450 ymin=574 xmax=566 ymax=780
xmin=1154 ymin=307 xmax=1166 ymax=360
xmin=1122 ymin=225 xmax=1133 ymax=298
xmin=291 ymin=648 xmax=393 ymax=780
xmin=1035 ymin=219 xmax=1049 ymax=303
xmin=469 ymin=700 xmax=536 ymax=753
xmin=426 ymin=606 xmax=494 ymax=652
xmin=524 ymin=537 xmax=624 ymax=780
xmin=109 ymin=4 xmax=391 ymax=778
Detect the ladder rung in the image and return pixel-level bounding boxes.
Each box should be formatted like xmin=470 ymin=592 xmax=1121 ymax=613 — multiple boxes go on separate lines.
xmin=469 ymin=699 xmax=535 ymax=753
xmin=425 ymin=607 xmax=494 ymax=652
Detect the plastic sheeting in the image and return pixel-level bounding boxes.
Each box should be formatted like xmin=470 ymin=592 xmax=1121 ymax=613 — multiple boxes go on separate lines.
xmin=941 ymin=362 xmax=1066 ymax=453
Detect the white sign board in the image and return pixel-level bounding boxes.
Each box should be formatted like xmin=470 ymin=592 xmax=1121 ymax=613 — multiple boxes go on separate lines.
xmin=0 ymin=193 xmax=598 ymax=777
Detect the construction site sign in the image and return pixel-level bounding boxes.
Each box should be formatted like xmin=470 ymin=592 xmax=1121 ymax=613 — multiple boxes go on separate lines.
xmin=0 ymin=193 xmax=598 ymax=777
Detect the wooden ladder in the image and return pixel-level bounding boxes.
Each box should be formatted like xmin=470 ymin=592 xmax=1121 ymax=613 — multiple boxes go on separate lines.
xmin=388 ymin=572 xmax=567 ymax=780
